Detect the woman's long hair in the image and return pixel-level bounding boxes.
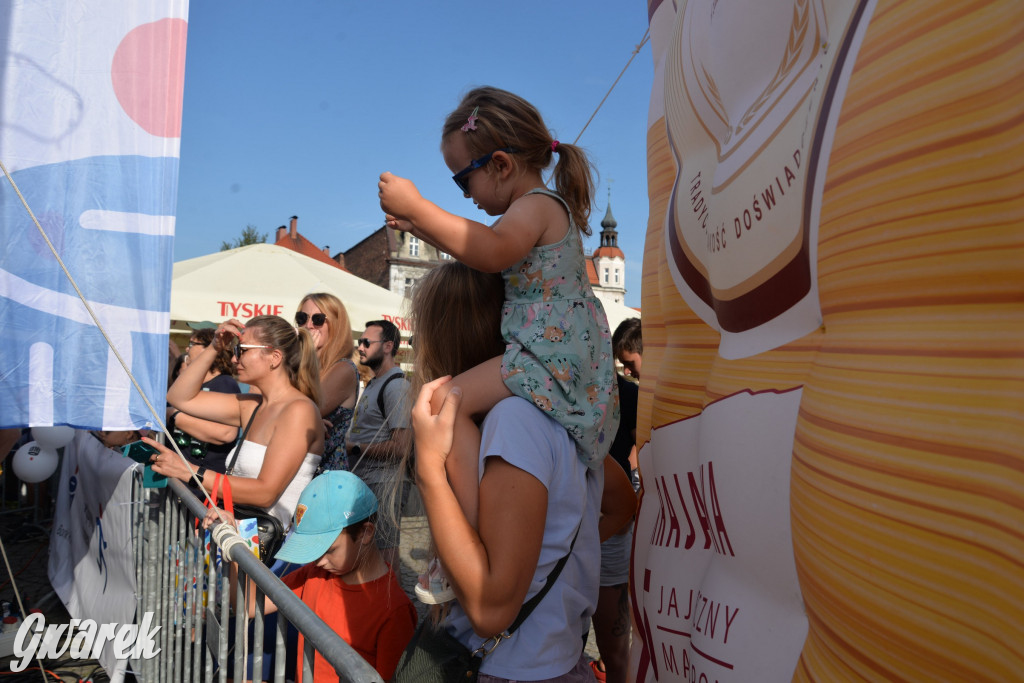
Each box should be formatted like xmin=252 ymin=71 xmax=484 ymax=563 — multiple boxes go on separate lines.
xmin=411 ymin=262 xmax=506 ymax=390
xmin=394 ymin=263 xmax=505 ymax=622
xmin=245 ymin=315 xmax=322 ymax=407
xmin=297 ymin=292 xmax=354 ymax=373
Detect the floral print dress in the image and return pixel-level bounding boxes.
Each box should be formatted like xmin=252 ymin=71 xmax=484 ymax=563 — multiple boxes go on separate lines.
xmin=317 ymin=357 xmax=357 ymax=473
xmin=500 ymin=188 xmax=619 ymax=470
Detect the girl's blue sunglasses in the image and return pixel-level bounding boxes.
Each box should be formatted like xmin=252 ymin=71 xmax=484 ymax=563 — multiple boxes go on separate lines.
xmin=452 ymin=147 xmax=517 ymax=194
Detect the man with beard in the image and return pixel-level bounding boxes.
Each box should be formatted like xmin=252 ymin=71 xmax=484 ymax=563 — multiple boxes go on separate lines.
xmin=346 ymin=319 xmax=410 ymax=569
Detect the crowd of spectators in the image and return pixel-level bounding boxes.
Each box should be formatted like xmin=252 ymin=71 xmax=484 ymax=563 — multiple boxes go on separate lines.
xmin=4 ymin=284 xmax=643 ymax=682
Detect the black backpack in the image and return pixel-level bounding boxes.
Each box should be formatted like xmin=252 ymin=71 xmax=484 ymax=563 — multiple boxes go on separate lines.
xmin=376 ymin=372 xmax=404 ymax=424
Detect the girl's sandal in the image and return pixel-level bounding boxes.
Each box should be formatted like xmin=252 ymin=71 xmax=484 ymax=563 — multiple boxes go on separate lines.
xmin=414 ymin=558 xmax=456 ymax=605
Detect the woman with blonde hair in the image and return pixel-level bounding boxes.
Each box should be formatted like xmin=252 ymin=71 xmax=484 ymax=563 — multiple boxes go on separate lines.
xmin=295 ymin=292 xmax=359 ymax=471
xmin=147 ymin=315 xmax=324 ymax=532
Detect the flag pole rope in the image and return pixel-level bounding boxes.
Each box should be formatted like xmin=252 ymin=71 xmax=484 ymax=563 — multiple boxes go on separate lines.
xmin=573 ymin=28 xmax=651 ymax=145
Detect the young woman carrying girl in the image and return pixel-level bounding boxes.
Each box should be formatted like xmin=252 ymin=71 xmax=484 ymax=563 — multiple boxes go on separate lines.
xmin=379 ymin=86 xmax=619 ymax=602
xmin=405 ymin=262 xmax=604 ymax=681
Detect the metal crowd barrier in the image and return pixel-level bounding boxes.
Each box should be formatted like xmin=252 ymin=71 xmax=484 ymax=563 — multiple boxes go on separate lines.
xmin=129 ymin=477 xmax=383 ymax=683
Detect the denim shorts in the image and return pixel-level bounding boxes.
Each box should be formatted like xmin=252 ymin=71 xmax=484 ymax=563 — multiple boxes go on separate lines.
xmin=599 ymin=527 xmax=632 ymax=586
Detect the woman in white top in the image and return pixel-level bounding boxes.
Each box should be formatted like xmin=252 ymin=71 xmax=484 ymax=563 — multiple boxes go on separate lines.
xmin=147 ymin=314 xmax=325 ymax=531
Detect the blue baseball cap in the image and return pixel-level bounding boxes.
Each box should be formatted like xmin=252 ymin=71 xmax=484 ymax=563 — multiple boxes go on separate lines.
xmin=274 ymin=471 xmax=378 ymax=564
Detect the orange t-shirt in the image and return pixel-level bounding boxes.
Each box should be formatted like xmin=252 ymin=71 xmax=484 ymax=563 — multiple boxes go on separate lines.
xmin=282 ymin=564 xmax=417 ymax=682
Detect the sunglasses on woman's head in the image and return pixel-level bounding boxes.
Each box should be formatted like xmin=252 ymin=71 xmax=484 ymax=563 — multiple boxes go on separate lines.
xmin=295 ymin=312 xmax=326 ymax=327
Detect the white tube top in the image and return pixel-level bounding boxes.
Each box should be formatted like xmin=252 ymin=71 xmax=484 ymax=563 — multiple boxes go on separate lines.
xmin=230 ymin=440 xmax=321 ymax=531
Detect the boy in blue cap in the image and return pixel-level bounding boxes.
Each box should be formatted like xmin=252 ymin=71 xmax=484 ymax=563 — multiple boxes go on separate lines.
xmin=253 ymin=471 xmax=417 ymax=682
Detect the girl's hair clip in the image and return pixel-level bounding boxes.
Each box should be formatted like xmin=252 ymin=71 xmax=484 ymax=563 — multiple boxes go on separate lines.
xmin=461 ymin=106 xmax=480 ymax=132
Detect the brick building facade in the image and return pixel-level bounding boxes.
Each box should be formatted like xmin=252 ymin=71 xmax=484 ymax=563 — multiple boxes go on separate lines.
xmin=340 ymin=228 xmax=452 ymax=298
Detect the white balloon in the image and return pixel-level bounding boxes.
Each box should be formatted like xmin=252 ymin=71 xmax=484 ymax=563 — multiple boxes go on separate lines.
xmin=11 ymin=441 xmax=60 ymax=483
xmin=30 ymin=425 xmax=76 ymax=450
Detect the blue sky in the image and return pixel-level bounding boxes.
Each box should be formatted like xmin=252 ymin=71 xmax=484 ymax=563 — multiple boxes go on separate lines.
xmin=174 ymin=1 xmax=654 ymax=308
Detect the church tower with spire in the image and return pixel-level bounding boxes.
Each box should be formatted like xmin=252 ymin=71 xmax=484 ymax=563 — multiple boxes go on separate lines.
xmin=588 ymin=189 xmax=627 ymax=307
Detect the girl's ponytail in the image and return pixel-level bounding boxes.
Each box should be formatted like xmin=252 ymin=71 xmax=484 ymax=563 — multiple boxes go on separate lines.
xmin=550 ymin=141 xmax=596 ymax=236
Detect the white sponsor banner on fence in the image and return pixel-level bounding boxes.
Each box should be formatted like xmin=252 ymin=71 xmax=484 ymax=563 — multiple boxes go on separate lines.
xmin=48 ymin=431 xmax=139 ymax=680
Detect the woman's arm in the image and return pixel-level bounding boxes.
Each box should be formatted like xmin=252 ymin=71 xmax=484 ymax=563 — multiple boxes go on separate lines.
xmin=168 ymin=320 xmax=245 ymax=426
xmin=413 ymin=378 xmax=547 ymax=637
xmin=599 ymin=456 xmax=637 ymax=541
xmin=148 ymin=398 xmax=320 ymax=508
xmin=172 ymin=411 xmax=238 ymax=445
xmin=319 ymin=359 xmax=358 ymax=416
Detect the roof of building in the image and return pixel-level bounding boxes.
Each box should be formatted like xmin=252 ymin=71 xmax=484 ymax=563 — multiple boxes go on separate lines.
xmin=275 ymin=217 xmax=348 ymax=271
xmin=592 ymin=245 xmax=626 ymax=259
xmin=592 ymin=198 xmax=625 ymax=260
xmin=586 ymin=258 xmax=599 ymax=285
xmin=601 ymin=203 xmax=618 ymax=230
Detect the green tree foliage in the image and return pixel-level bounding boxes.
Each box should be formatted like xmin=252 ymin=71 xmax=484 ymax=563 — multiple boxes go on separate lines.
xmin=220 ymin=224 xmax=267 ymax=251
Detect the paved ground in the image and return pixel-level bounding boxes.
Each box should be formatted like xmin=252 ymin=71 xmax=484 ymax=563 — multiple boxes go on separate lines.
xmin=0 ymin=483 xmax=601 ymax=680
xmin=1 ymin=499 xmax=104 ymax=681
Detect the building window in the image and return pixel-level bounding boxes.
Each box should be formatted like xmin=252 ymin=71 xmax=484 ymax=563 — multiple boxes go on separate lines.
xmin=409 ymin=236 xmax=420 ymax=257
xmin=604 ymin=267 xmax=609 ymax=283
xmin=614 ymin=269 xmax=620 ymax=284
xmin=440 ymin=251 xmax=452 ymax=260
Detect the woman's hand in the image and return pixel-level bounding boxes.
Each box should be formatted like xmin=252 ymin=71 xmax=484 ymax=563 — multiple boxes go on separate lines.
xmin=214 ymin=319 xmax=245 ymax=352
xmin=378 ymin=172 xmax=423 ymax=224
xmin=411 ymin=376 xmax=461 ymax=480
xmin=203 ymin=505 xmax=236 ymax=530
xmin=143 ymin=436 xmax=197 ymax=483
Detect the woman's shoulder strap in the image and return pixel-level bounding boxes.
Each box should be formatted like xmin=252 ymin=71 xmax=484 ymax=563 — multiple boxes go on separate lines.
xmin=239 ymin=394 xmax=263 ymax=437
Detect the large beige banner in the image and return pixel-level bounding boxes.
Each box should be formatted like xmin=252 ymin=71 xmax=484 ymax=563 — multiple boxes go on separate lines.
xmin=632 ymin=0 xmax=1023 ymax=680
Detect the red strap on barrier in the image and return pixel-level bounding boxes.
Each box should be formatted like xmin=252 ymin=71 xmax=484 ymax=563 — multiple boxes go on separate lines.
xmin=195 ymin=473 xmax=235 ymax=528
